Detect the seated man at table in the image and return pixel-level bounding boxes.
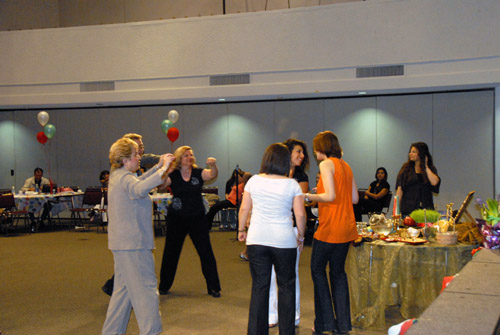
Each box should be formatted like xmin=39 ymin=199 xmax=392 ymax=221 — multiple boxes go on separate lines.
xmin=21 ymin=167 xmax=52 ymax=231
xmin=21 ymin=167 xmax=50 ymax=192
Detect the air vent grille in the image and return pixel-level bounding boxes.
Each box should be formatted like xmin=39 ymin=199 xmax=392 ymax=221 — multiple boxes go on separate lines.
xmin=210 ymin=74 xmax=250 ymax=86
xmin=356 ymin=65 xmax=404 ymax=78
xmin=80 ymin=81 xmax=115 ymax=92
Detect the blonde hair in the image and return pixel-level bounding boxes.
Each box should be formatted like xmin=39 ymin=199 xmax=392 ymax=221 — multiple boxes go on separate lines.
xmin=172 ymin=146 xmax=197 ymax=170
xmin=123 ymin=133 xmax=142 ymax=142
xmin=109 ymin=138 xmax=138 ymax=171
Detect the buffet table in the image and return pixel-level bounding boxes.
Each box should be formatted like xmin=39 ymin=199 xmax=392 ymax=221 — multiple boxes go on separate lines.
xmin=346 ymin=240 xmax=475 ymax=329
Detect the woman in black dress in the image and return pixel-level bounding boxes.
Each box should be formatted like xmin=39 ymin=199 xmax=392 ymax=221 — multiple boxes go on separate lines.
xmin=396 ymin=142 xmax=440 ymax=216
xmin=353 ymin=167 xmax=390 ymax=221
xmin=158 ymin=145 xmax=221 ymax=297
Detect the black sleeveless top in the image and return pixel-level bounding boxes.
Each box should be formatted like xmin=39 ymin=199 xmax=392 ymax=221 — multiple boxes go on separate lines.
xmin=169 ymin=168 xmax=205 ymax=216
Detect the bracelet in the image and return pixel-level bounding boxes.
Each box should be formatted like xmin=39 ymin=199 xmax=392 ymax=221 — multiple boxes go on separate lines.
xmin=298 ymin=236 xmax=305 ymax=242
xmin=238 ymin=229 xmax=246 ymax=232
xmin=304 ymin=193 xmax=310 ymax=202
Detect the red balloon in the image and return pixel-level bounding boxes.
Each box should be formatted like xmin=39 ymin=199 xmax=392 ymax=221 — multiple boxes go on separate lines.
xmin=37 ymin=131 xmax=48 ymax=144
xmin=167 ymin=127 xmax=179 ymax=143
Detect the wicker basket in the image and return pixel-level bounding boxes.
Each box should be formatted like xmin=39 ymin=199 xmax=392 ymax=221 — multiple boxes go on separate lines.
xmin=436 ymin=232 xmax=458 ymax=245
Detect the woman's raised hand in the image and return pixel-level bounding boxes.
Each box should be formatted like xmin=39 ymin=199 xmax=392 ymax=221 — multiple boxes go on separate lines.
xmin=206 ymin=157 xmax=217 ymax=167
xmin=161 ymin=153 xmax=175 ymax=169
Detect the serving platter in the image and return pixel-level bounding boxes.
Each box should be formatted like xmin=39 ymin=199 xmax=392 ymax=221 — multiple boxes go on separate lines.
xmin=400 ymin=238 xmax=428 ymax=245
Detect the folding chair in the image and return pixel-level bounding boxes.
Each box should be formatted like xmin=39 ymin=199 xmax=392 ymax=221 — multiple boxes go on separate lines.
xmin=0 ymin=192 xmax=30 ymax=236
xmin=69 ymin=187 xmax=103 ymax=231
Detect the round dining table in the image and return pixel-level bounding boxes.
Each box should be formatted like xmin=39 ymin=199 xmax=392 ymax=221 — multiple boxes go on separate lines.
xmin=346 ymin=239 xmax=476 ymax=330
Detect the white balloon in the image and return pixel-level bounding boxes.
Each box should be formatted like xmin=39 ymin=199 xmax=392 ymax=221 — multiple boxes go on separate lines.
xmin=168 ymin=110 xmax=179 ymax=124
xmin=37 ymin=111 xmax=49 ymax=126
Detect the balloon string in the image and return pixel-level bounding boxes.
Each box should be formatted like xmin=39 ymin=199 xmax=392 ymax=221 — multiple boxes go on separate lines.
xmin=46 ymin=140 xmax=52 ymax=184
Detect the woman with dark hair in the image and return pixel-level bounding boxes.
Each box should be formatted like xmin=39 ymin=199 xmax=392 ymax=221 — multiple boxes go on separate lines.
xmin=304 ymin=131 xmax=359 ymax=335
xmin=267 ymin=138 xmax=309 ymax=328
xmin=396 ymin=142 xmax=440 ymax=216
xmin=99 ymin=170 xmax=110 ymax=189
xmin=238 ymin=143 xmax=306 ymax=335
xmin=158 ymin=145 xmax=221 ymax=298
xmin=283 ymin=138 xmax=310 ymax=193
xmin=353 ymin=167 xmax=390 ymax=221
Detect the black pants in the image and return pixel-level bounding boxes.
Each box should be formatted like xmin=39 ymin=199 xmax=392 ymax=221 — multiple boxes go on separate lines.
xmin=159 ymin=212 xmax=221 ymax=293
xmin=205 ymin=199 xmax=235 ymax=229
xmin=353 ymin=198 xmax=382 ymax=222
xmin=310 ymin=239 xmax=351 ymax=334
xmin=247 ymin=245 xmax=296 ymax=335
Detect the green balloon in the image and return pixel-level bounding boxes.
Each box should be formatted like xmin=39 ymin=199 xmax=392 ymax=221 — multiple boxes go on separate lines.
xmin=161 ymin=119 xmax=172 ymax=134
xmin=44 ymin=124 xmax=56 ymax=139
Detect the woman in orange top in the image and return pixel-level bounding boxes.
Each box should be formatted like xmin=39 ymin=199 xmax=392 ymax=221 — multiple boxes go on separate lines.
xmin=304 ymin=131 xmax=359 ymax=335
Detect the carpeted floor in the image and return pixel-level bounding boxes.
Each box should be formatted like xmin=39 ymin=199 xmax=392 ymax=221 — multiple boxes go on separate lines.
xmin=0 ymin=224 xmax=402 ymax=334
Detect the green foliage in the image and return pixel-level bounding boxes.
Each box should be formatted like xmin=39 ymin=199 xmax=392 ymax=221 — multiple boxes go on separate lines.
xmin=409 ymin=209 xmax=440 ymax=223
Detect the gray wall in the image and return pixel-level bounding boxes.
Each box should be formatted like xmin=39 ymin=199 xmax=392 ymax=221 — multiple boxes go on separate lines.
xmin=0 ymin=0 xmax=360 ymax=31
xmin=1 ymin=0 xmax=499 ymax=108
xmin=1 ymin=89 xmax=494 ymax=216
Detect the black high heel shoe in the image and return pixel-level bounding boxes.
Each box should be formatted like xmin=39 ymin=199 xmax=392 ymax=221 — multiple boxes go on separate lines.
xmin=208 ymin=289 xmax=221 ymax=298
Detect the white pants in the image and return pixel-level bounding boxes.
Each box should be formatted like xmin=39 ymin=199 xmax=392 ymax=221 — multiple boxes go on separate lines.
xmin=269 ymin=228 xmax=301 ymax=326
xmin=102 ymin=250 xmax=163 ymax=335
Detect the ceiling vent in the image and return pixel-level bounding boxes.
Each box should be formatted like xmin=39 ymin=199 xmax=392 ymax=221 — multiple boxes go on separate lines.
xmin=210 ymin=74 xmax=250 ymax=86
xmin=80 ymin=81 xmax=115 ymax=92
xmin=356 ymin=65 xmax=404 ymax=78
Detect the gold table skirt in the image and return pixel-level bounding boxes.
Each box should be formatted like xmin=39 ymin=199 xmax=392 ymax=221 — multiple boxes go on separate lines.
xmin=346 ymin=240 xmax=474 ymax=329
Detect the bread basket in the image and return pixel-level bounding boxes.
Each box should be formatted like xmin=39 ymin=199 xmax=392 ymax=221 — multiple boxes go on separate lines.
xmin=436 ymin=231 xmax=458 ymax=245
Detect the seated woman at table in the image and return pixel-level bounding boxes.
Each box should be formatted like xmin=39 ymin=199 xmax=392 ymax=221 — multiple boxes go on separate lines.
xmin=353 ymin=167 xmax=390 ymax=221
xmin=206 ymin=171 xmax=252 ymax=230
xmin=396 ymin=142 xmax=440 ymax=216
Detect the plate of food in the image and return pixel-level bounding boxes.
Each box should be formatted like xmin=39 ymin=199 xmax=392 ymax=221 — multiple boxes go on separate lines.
xmin=401 ymin=238 xmax=428 ymax=245
xmin=380 ymin=236 xmax=400 ymax=243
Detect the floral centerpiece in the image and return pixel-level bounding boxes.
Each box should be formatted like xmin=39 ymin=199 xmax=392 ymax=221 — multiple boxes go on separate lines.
xmin=475 ymin=195 xmax=500 ymax=249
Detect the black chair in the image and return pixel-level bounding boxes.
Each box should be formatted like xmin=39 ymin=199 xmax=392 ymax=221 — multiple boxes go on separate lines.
xmin=69 ymin=187 xmax=103 ymax=231
xmin=0 ymin=192 xmax=30 ymax=236
xmin=358 ymin=191 xmax=393 ymax=220
xmin=380 ymin=191 xmax=393 ymax=215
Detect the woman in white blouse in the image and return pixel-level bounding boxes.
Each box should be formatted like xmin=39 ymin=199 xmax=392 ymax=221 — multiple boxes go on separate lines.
xmin=238 ymin=143 xmax=306 ymax=335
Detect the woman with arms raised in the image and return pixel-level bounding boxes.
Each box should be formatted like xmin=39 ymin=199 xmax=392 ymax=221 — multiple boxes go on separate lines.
xmin=304 ymin=131 xmax=359 ymax=335
xmin=158 ymin=146 xmax=221 ymax=298
xmin=102 ymin=137 xmax=173 ymax=335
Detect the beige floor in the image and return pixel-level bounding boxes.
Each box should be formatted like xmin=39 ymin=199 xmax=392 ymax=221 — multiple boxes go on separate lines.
xmin=0 ymin=226 xmax=401 ymax=334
